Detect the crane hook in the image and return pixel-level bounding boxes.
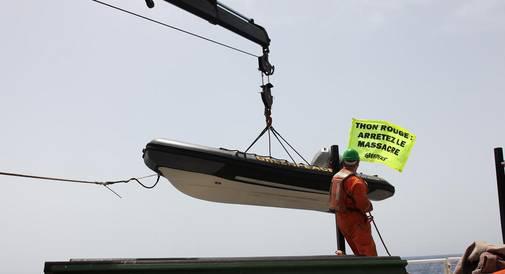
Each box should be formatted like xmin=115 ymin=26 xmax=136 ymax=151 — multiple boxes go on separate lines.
xmin=258 ymin=47 xmax=275 ymax=76
xmin=261 ymin=83 xmax=274 ymax=126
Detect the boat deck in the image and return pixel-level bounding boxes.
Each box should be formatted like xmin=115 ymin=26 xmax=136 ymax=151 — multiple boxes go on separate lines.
xmin=45 ymin=255 xmax=408 ymax=274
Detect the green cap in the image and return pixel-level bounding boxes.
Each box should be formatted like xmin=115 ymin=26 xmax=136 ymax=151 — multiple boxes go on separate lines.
xmin=342 ymin=148 xmax=360 ymax=162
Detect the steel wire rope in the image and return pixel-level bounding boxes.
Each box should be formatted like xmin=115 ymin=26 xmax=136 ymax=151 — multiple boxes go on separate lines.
xmin=268 ymin=128 xmax=272 ymax=157
xmin=244 ymin=125 xmax=310 ymax=165
xmin=270 ymin=127 xmax=296 ymax=164
xmin=90 ymin=0 xmax=259 ymax=58
xmin=270 ymin=127 xmax=310 ymax=165
xmin=244 ymin=125 xmax=270 ymax=153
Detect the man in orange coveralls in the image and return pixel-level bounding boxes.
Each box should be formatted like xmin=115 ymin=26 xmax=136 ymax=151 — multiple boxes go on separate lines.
xmin=329 ymin=148 xmax=377 ymax=256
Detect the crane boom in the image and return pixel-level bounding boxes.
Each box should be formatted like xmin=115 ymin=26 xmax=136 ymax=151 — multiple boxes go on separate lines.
xmin=146 ymin=0 xmax=274 ymax=75
xmin=163 ymin=0 xmax=270 ymax=50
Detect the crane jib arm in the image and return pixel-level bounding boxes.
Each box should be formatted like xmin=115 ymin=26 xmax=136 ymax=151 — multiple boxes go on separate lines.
xmin=163 ymin=0 xmax=271 ymax=49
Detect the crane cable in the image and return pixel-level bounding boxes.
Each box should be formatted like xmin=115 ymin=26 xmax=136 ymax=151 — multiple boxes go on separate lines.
xmin=90 ymin=0 xmax=259 ymax=58
xmin=0 ymin=171 xmax=160 ymax=199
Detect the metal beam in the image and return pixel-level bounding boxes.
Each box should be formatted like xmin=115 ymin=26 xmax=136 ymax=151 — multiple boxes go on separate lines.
xmin=163 ymin=0 xmax=271 ymax=49
xmin=330 ymin=145 xmax=346 ymax=254
xmin=495 ymin=147 xmax=505 ymax=243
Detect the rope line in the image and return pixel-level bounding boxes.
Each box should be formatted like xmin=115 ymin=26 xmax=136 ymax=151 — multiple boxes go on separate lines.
xmin=369 ymin=213 xmax=392 ymax=256
xmin=124 ymin=175 xmax=161 ymax=189
xmin=0 ymin=171 xmax=161 ymax=198
xmin=0 ymin=171 xmax=110 ymax=185
xmin=90 ymin=0 xmax=259 ymax=58
xmin=136 ymin=174 xmax=158 ymax=180
xmin=104 ymin=184 xmax=123 ymax=198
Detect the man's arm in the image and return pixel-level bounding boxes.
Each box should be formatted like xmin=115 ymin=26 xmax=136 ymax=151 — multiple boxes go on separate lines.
xmin=349 ymin=177 xmax=372 ymax=213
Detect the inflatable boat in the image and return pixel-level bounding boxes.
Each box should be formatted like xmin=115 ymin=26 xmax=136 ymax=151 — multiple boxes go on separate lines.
xmin=142 ymin=139 xmax=395 ymax=212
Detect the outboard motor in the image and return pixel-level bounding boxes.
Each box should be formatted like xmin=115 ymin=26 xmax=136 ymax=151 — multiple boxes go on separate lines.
xmin=311 ymin=147 xmax=333 ymax=168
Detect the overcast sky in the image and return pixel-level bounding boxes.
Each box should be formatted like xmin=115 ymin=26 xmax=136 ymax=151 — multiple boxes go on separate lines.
xmin=1 ymin=1 xmax=504 ymax=273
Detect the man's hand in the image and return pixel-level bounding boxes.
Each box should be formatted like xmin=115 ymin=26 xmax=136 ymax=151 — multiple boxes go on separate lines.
xmin=335 ymin=250 xmax=345 ymax=256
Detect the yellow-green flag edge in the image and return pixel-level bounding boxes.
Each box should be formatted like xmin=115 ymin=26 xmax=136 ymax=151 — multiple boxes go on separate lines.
xmin=347 ymin=118 xmax=416 ymax=172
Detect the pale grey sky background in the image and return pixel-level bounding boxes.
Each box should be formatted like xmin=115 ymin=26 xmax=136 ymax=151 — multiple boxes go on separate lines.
xmin=1 ymin=0 xmax=504 ymax=273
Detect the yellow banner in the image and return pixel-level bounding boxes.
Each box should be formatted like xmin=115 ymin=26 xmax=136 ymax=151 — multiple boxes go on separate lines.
xmin=348 ymin=118 xmax=416 ymax=172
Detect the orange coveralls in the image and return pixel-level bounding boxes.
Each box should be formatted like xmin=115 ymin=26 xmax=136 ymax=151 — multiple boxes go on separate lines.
xmin=330 ymin=170 xmax=377 ymax=256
